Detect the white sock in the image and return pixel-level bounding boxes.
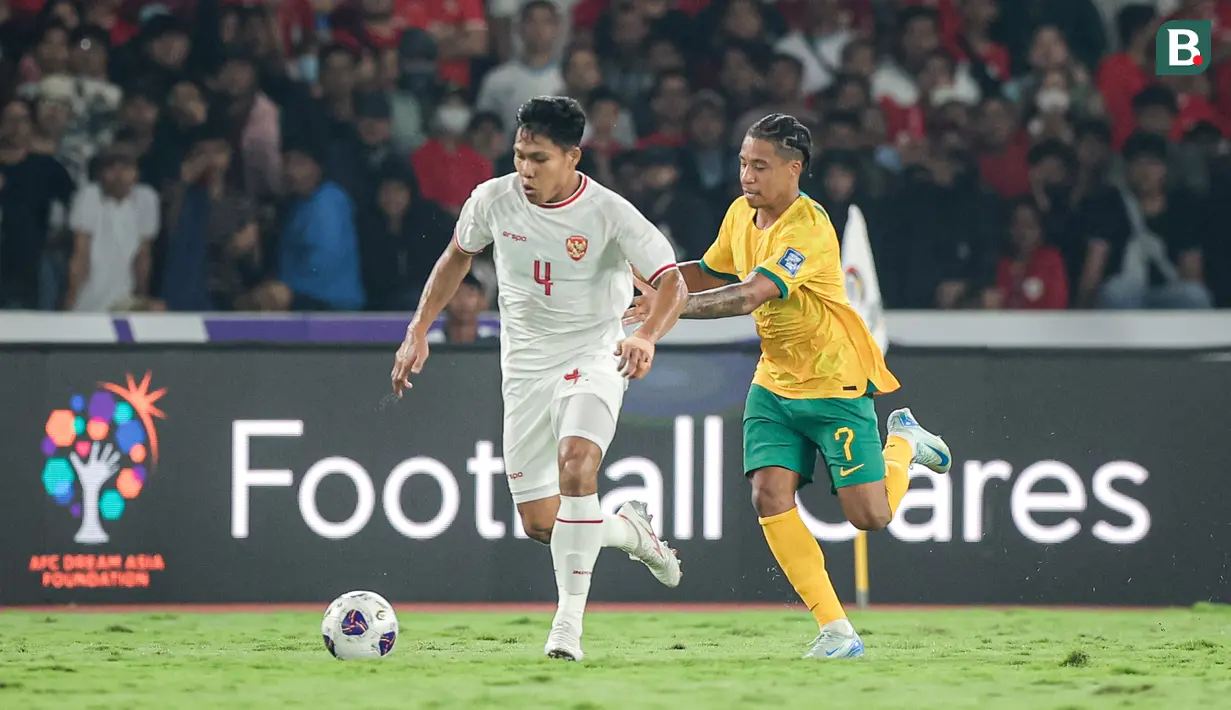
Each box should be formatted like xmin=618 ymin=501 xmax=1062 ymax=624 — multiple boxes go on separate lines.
xmin=601 ymin=514 xmax=636 ymax=552
xmin=551 ymin=494 xmax=605 ymax=629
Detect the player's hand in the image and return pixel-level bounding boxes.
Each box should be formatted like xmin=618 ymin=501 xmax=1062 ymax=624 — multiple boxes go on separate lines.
xmin=391 ymin=331 xmax=430 ymax=398
xmin=615 ymin=334 xmax=655 ymax=380
xmin=622 ymin=275 xmax=656 ymax=326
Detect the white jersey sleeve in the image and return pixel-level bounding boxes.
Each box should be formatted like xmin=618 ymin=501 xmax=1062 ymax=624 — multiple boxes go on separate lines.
xmin=453 ymin=186 xmax=496 ymax=255
xmin=609 ymin=200 xmax=678 ymax=283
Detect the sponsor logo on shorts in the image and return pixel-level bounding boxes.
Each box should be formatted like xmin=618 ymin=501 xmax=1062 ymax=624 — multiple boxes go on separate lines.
xmin=778 ymin=247 xmax=805 ymax=276
xmin=839 ymin=464 xmax=864 ymax=477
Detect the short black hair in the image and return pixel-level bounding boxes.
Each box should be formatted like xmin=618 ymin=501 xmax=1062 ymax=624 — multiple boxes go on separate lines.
xmin=652 ymin=70 xmax=689 ymax=99
xmin=1132 ymin=84 xmax=1178 ymax=115
xmin=825 ymin=110 xmax=861 ymax=131
xmin=1121 ymin=131 xmax=1169 ymax=163
xmin=746 ymin=113 xmax=813 ymax=174
xmin=1027 ymin=139 xmax=1077 ymax=172
xmin=521 ymin=0 xmax=558 ymax=22
xmin=1117 ymin=4 xmax=1157 ymax=48
xmin=516 ymin=96 xmax=586 ymax=149
xmin=585 ymin=86 xmax=621 ymax=111
xmin=1075 ymin=118 xmax=1112 ymax=144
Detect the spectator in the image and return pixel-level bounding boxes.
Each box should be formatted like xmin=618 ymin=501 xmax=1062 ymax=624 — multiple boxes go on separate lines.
xmin=216 ymin=51 xmax=282 ymax=200
xmin=387 ymin=29 xmax=435 ymax=156
xmin=17 ymin=20 xmax=70 ymax=89
xmin=593 ymin=1 xmax=653 ymax=104
xmin=1078 ymin=133 xmax=1213 ymax=310
xmin=974 ymin=95 xmax=1029 ymax=198
xmin=733 ymin=54 xmax=819 ymax=143
xmin=716 ymin=41 xmax=768 ymax=124
xmin=1096 ymin=4 xmax=1156 ymax=151
xmin=948 ymin=0 xmax=1010 ymax=83
xmin=64 ymin=146 xmax=159 ymax=312
xmin=476 ymin=1 xmax=565 ymax=141
xmin=412 ymin=92 xmax=493 ymax=216
xmin=883 ymin=143 xmax=999 ymax=309
xmin=568 ymin=52 xmax=637 ymax=150
xmin=1071 ymin=119 xmax=1112 ymax=207
xmin=358 ymin=161 xmax=453 ymax=311
xmin=426 ymin=274 xmax=497 ymax=344
xmin=1118 ymin=84 xmax=1209 ymax=196
xmin=242 ymin=144 xmax=365 ymax=311
xmin=468 ymin=112 xmax=509 ymax=168
xmin=1023 ymin=139 xmax=1081 ymax=289
xmin=489 ymin=0 xmax=580 ymax=63
xmin=627 ymin=146 xmax=716 ymax=260
xmin=681 ymin=91 xmax=738 ymax=209
xmin=1003 ymin=25 xmax=1095 ymax=119
xmin=638 ymin=70 xmax=691 ymax=148
xmin=988 ymin=199 xmax=1069 ymax=310
xmin=111 ymin=83 xmax=162 ymax=187
xmin=147 ymin=78 xmax=211 ymax=194
xmin=873 ymin=6 xmax=980 ymax=143
xmin=774 ymin=0 xmax=857 ymax=96
xmin=160 ymin=125 xmax=261 ymax=312
xmin=0 ymin=99 xmax=75 ymax=310
xmin=396 ymin=0 xmax=487 ymax=89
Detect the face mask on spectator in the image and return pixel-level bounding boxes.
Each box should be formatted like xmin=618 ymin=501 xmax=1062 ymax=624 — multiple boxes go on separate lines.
xmin=1035 ymin=88 xmax=1070 ymax=114
xmin=436 ymin=106 xmax=472 ymax=135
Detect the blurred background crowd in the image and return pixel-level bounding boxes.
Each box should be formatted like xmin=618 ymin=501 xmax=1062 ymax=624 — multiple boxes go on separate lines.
xmin=0 ymin=0 xmax=1229 ymax=332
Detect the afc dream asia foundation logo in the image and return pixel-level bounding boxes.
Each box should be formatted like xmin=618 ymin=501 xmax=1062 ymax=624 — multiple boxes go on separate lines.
xmin=30 ymin=372 xmax=168 ymax=590
xmin=1157 ymin=20 xmax=1212 ymax=75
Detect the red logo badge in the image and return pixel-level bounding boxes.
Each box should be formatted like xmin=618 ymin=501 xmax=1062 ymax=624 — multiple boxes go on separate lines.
xmin=566 ymin=235 xmax=588 ymax=261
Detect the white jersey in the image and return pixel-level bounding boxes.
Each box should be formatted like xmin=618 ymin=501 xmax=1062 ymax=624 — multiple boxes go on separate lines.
xmin=453 ymin=172 xmax=677 ymax=377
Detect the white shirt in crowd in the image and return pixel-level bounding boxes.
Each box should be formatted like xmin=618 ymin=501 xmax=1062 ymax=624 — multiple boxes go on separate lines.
xmin=775 ymin=28 xmax=855 ymax=96
xmin=452 ymin=172 xmax=677 ymax=377
xmin=476 ymin=59 xmax=566 ymax=139
xmin=69 ymin=183 xmax=159 ymax=312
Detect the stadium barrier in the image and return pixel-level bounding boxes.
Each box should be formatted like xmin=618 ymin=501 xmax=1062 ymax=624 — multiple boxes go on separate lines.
xmin=2 ymin=327 xmax=1227 ymax=607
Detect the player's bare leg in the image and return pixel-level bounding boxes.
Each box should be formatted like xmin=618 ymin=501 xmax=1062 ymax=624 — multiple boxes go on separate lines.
xmin=751 ymin=467 xmax=864 ymax=659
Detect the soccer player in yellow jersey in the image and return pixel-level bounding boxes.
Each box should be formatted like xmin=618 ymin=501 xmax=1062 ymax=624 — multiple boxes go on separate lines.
xmin=624 ymin=114 xmax=952 ymax=659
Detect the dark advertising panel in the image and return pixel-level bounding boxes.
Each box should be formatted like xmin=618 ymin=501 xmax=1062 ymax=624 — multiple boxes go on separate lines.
xmin=0 ymin=347 xmax=1226 ymax=606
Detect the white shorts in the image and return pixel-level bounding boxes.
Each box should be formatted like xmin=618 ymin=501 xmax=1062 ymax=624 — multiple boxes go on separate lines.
xmin=502 ymin=353 xmax=627 ymax=504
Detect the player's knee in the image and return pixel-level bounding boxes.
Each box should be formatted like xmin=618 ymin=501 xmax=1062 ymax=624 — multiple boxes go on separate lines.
xmin=521 ymin=520 xmax=553 ymax=545
xmin=848 ymin=507 xmax=891 ymax=532
xmin=557 ymin=436 xmax=602 ymax=496
xmin=749 ymin=478 xmax=796 ymax=518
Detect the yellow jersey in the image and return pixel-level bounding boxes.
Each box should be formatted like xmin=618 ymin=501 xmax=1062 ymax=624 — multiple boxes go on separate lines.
xmin=699 ymin=194 xmax=900 ymax=400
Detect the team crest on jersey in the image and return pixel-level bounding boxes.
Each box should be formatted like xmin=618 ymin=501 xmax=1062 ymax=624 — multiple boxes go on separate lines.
xmin=778 ymin=247 xmax=806 ymax=276
xmin=566 ymin=235 xmax=589 ymax=261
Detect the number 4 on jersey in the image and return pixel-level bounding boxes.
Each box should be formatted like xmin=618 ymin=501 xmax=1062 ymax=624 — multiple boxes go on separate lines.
xmin=534 ymin=260 xmax=553 ymax=295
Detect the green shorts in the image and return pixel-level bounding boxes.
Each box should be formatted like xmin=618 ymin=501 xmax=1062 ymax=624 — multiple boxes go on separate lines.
xmin=743 ymin=384 xmax=885 ymax=493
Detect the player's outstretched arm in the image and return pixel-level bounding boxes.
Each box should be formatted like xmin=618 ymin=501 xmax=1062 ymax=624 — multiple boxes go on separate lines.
xmin=390 ymin=242 xmax=473 ymax=397
xmin=677 ymin=261 xmax=735 ymax=293
xmin=678 ymin=271 xmax=780 ymax=319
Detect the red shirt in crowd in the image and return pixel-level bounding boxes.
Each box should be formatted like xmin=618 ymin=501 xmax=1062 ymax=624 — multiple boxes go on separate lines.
xmin=977 ymin=131 xmax=1031 ymax=198
xmin=636 ymin=131 xmax=687 ymax=150
xmin=410 ymin=139 xmax=492 ymax=213
xmin=995 ymin=245 xmax=1069 ymax=310
xmin=1096 ymin=51 xmax=1151 ymax=149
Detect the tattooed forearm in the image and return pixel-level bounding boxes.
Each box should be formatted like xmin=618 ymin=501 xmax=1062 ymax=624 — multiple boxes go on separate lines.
xmin=681 ymin=284 xmax=754 ymax=319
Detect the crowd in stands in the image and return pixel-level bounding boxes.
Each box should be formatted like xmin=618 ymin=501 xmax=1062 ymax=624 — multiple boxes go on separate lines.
xmin=0 ymin=0 xmax=1228 ymax=330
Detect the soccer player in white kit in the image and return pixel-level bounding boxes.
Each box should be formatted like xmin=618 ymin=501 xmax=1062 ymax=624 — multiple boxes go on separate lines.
xmin=390 ymin=96 xmax=690 ymax=661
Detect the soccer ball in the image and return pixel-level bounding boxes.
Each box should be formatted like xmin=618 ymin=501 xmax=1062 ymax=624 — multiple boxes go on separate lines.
xmin=321 ymin=590 xmax=399 ymax=660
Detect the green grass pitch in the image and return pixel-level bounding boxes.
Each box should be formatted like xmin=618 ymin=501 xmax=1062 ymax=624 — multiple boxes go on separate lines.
xmin=2 ymin=606 xmax=1228 ymax=709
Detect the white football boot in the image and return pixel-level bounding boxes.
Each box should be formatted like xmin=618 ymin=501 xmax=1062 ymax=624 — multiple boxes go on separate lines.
xmin=802 ymin=619 xmax=865 ymax=659
xmin=617 ymin=500 xmax=682 ymax=587
xmin=886 ymin=407 xmax=952 ymax=474
xmin=544 ymin=619 xmax=584 ymax=661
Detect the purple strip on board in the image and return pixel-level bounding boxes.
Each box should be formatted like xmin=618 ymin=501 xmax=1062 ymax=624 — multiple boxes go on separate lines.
xmin=112 ymin=318 xmax=134 ymax=343
xmin=201 ymin=315 xmax=503 ymax=343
